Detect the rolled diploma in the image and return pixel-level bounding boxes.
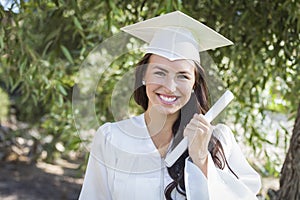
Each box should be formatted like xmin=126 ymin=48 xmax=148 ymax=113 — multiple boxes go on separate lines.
xmin=164 ymin=90 xmax=234 ymax=167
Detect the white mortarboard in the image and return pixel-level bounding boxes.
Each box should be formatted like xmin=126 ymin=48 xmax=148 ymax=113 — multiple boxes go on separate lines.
xmin=121 ymin=11 xmax=233 ymax=63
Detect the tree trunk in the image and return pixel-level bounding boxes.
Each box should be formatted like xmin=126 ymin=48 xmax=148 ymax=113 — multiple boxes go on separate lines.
xmin=271 ymin=103 xmax=300 ymax=199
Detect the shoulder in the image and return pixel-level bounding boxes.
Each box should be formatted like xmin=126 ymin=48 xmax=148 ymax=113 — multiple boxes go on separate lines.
xmin=213 ymin=124 xmax=235 ymax=142
xmin=94 ymin=114 xmax=146 ymax=143
xmin=91 ymin=114 xmax=144 ymax=150
xmin=97 ymin=114 xmax=144 ymax=132
xmin=212 ymin=124 xmax=236 ymax=158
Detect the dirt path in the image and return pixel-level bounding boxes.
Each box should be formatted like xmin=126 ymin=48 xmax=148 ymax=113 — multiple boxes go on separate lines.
xmin=0 ymin=160 xmax=279 ymax=199
xmin=0 ymin=160 xmax=83 ymax=200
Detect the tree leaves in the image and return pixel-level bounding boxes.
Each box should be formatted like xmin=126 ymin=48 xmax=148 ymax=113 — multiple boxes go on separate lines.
xmin=60 ymin=45 xmax=74 ymax=64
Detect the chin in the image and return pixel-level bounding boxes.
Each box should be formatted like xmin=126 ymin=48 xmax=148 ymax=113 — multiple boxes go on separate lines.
xmin=157 ymin=106 xmax=180 ymax=116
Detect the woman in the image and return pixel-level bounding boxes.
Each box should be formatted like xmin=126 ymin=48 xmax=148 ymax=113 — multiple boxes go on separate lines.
xmin=79 ymin=11 xmax=261 ymax=199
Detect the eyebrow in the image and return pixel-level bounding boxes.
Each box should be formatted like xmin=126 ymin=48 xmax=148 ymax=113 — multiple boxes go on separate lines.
xmin=153 ymin=66 xmax=168 ymax=73
xmin=153 ymin=66 xmax=193 ymax=75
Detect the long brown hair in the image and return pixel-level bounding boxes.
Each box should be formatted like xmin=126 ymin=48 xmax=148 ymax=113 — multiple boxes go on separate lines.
xmin=133 ymin=53 xmax=237 ymax=199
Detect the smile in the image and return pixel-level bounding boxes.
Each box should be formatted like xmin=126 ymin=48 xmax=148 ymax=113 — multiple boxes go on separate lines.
xmin=158 ymin=94 xmax=178 ymax=104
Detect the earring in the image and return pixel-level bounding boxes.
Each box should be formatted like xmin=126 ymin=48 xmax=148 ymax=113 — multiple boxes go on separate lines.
xmin=191 ymin=89 xmax=194 ymax=93
xmin=142 ymin=80 xmax=145 ymax=85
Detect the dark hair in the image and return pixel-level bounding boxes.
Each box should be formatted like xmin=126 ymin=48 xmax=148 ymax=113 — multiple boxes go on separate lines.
xmin=134 ymin=53 xmax=238 ymax=199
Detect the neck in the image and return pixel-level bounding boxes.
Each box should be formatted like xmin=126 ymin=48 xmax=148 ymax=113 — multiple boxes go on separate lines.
xmin=144 ymin=109 xmax=179 ymax=136
xmin=144 ymin=108 xmax=179 ymax=156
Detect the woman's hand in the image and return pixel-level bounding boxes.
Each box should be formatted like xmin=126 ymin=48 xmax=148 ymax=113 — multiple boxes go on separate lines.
xmin=183 ymin=113 xmax=213 ymax=175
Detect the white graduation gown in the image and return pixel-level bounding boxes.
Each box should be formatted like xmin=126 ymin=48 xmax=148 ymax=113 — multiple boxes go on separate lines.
xmin=79 ymin=114 xmax=261 ymax=200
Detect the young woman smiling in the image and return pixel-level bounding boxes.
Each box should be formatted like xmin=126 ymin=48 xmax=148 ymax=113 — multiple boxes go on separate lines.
xmin=79 ymin=11 xmax=261 ymax=200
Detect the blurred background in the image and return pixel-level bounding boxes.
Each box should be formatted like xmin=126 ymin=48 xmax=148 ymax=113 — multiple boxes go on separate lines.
xmin=0 ymin=0 xmax=299 ymax=199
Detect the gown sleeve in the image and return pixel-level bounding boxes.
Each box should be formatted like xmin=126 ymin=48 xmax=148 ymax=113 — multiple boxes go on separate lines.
xmin=79 ymin=123 xmax=113 ymax=200
xmin=184 ymin=124 xmax=261 ymax=200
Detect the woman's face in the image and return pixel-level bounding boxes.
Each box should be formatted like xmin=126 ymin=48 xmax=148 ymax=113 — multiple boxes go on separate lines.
xmin=143 ymin=54 xmax=196 ymax=116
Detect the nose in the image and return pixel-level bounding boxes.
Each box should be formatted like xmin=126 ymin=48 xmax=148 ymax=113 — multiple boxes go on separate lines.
xmin=164 ymin=77 xmax=177 ymax=93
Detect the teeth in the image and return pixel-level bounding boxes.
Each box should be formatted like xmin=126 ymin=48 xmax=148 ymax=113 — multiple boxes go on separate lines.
xmin=159 ymin=95 xmax=177 ymax=102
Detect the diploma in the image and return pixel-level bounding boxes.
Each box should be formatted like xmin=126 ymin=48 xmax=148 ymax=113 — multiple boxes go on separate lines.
xmin=165 ymin=90 xmax=234 ymax=167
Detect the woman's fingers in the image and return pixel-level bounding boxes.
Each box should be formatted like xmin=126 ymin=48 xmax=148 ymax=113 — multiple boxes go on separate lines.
xmin=195 ymin=114 xmax=210 ymax=126
xmin=183 ymin=114 xmax=213 ymax=168
xmin=184 ymin=113 xmax=213 ymax=148
xmin=188 ymin=114 xmax=211 ymax=133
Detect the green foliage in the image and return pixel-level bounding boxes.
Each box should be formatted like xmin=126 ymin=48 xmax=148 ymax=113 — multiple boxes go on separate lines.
xmin=0 ymin=0 xmax=299 ymax=177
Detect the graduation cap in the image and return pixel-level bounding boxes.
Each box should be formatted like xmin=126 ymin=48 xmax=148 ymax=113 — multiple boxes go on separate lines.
xmin=121 ymin=11 xmax=233 ymax=63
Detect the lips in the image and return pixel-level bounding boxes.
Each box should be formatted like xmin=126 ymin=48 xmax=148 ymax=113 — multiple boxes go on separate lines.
xmin=157 ymin=94 xmax=178 ymax=104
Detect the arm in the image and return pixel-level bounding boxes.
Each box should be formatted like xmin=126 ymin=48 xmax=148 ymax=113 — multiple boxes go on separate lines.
xmin=217 ymin=124 xmax=261 ymax=194
xmin=79 ymin=125 xmax=112 ymax=200
xmin=183 ymin=114 xmax=212 ymax=177
xmin=184 ymin=124 xmax=261 ymax=200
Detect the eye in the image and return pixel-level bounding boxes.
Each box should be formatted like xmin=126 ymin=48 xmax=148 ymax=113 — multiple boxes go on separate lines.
xmin=177 ymin=74 xmax=190 ymax=80
xmin=154 ymin=71 xmax=166 ymax=76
